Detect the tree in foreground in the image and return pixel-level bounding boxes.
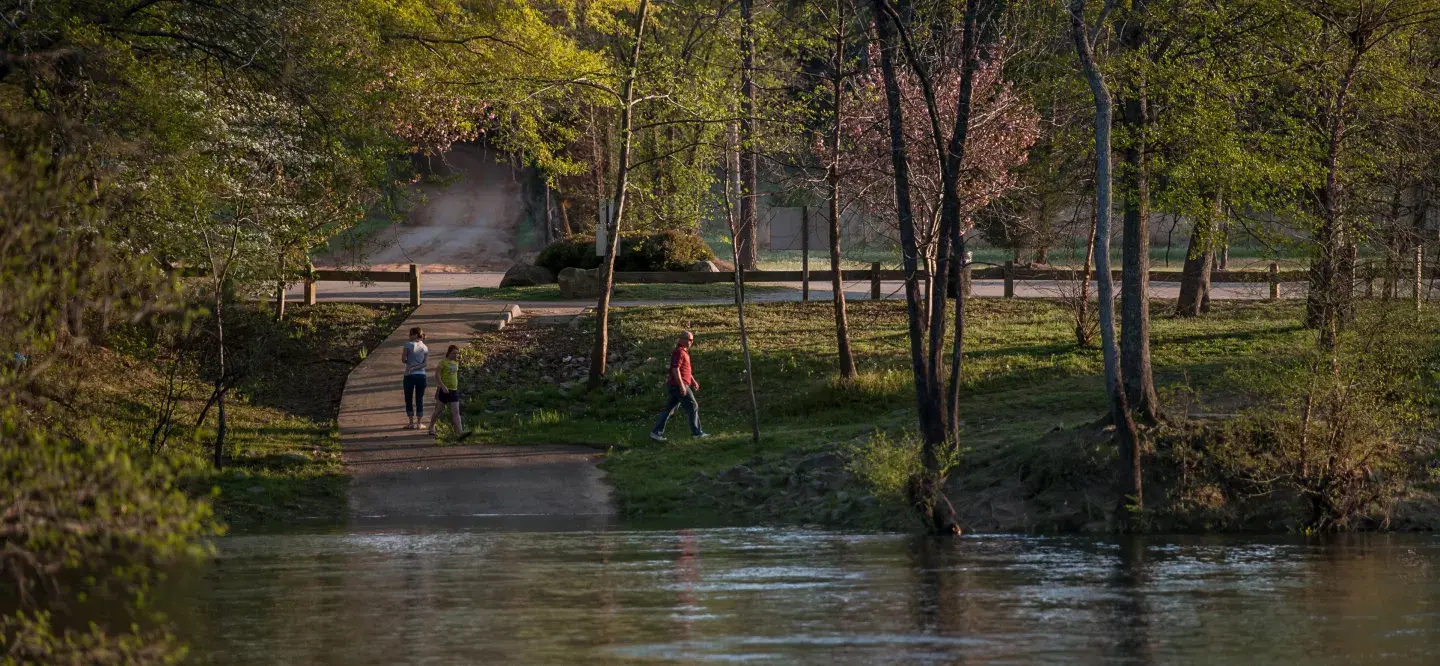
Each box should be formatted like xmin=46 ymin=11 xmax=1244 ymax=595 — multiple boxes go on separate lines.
xmin=1 ymin=152 xmax=216 ymax=663
xmin=1070 ymin=0 xmax=1144 ymax=522
xmin=868 ymin=0 xmax=1033 ymax=532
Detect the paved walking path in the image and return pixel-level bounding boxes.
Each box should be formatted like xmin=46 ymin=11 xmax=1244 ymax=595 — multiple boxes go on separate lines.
xmin=339 ymin=302 xmax=614 ymax=526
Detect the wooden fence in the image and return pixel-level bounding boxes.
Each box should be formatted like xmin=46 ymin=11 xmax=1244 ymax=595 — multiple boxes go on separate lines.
xmin=608 ymin=261 xmax=1310 ymax=302
xmin=258 ymin=259 xmax=1430 ymax=306
xmin=300 ymin=264 xmax=421 ymax=306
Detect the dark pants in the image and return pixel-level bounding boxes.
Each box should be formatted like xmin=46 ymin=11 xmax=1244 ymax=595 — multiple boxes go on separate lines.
xmin=652 ymin=385 xmax=701 ymax=436
xmin=403 ymin=373 xmax=427 ymax=419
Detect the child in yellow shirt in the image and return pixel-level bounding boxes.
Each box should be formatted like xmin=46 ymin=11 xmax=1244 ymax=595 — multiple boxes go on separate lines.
xmin=427 ymin=345 xmax=469 ymax=439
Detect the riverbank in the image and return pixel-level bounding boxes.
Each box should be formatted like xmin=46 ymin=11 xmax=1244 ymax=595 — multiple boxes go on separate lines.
xmin=458 ymin=299 xmax=1440 ymax=532
xmin=81 ymin=303 xmax=409 ymax=530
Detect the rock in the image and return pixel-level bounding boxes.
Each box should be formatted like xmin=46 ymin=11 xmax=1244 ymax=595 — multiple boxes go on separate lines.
xmin=247 ymin=485 xmax=266 ymax=494
xmin=500 ymin=263 xmax=555 ymax=287
xmin=690 ymin=260 xmax=721 ymax=272
xmin=796 ymin=453 xmax=844 ymax=473
xmin=719 ymin=465 xmax=759 ymax=485
xmin=558 ymin=267 xmax=603 ymax=299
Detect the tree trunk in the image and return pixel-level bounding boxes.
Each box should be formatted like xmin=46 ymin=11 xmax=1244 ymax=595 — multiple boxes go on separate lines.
xmin=873 ymin=0 xmax=962 ymax=534
xmin=737 ymin=0 xmax=760 ymax=269
xmin=1176 ymin=197 xmax=1219 ymax=317
xmin=1116 ymin=3 xmax=1157 ymax=422
xmin=544 ymin=183 xmax=553 ymax=243
xmin=828 ymin=0 xmax=857 ymax=380
xmin=723 ymin=137 xmax=762 ymax=445
xmin=587 ymin=0 xmax=651 ymax=389
xmin=1076 ymin=206 xmax=1098 ymax=345
xmin=1071 ymin=0 xmax=1142 ymax=517
xmin=1306 ymin=50 xmax=1362 ymax=351
xmin=274 ymin=256 xmax=286 ymax=321
xmin=559 ymin=197 xmax=573 ymax=236
xmin=871 ymin=0 xmax=942 ymax=459
xmin=213 ymin=289 xmax=227 ymax=469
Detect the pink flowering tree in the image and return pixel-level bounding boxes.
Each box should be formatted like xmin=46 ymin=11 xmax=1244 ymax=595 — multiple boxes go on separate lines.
xmin=837 ymin=41 xmax=1039 ymax=270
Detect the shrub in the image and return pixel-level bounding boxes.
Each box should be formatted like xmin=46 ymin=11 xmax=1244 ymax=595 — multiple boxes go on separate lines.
xmin=534 ymin=230 xmax=716 ymax=274
xmin=617 ymin=229 xmax=717 ymax=271
xmin=535 ymin=235 xmax=602 ymax=274
xmin=847 ymin=430 xmax=956 ymax=504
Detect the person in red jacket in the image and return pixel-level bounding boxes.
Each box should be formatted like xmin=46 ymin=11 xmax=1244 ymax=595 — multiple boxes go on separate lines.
xmin=650 ymin=331 xmax=708 ymax=441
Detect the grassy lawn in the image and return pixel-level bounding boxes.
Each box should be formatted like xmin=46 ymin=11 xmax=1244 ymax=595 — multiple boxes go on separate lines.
xmin=85 ymin=303 xmax=409 ymax=530
xmin=457 ymin=298 xmax=1328 ymax=521
xmin=456 ymin=282 xmax=793 ymax=301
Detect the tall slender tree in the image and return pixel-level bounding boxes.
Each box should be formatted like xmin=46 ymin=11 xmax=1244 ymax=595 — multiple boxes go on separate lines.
xmin=827 ymin=0 xmax=860 ymax=380
xmin=738 ymin=0 xmax=761 ymax=269
xmin=1070 ymin=0 xmax=1144 ymax=517
xmin=589 ymin=0 xmax=653 ymax=388
xmin=1115 ymin=0 xmax=1159 ymax=421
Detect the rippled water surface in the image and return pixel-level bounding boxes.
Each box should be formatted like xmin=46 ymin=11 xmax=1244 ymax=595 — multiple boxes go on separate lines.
xmin=173 ymin=528 xmax=1440 ymax=664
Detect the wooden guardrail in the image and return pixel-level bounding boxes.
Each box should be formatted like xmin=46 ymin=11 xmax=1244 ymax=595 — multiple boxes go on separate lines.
xmin=610 ymin=261 xmax=1318 ymax=301
xmin=189 ymin=258 xmax=1433 ymax=307
xmin=301 ymin=264 xmax=420 ymax=306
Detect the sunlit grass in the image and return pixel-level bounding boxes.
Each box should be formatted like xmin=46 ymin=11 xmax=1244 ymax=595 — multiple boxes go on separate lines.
xmin=456 ymin=298 xmax=1332 ymax=518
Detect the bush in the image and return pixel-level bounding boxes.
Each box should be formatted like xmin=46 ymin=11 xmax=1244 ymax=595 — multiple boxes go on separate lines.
xmin=617 ymin=229 xmax=716 ymax=271
xmin=535 ymin=235 xmax=603 ymax=274
xmin=847 ymin=430 xmax=957 ymax=505
xmin=534 ymin=230 xmax=715 ymax=274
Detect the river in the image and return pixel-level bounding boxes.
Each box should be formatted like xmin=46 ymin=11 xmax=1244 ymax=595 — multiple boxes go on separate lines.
xmin=172 ymin=526 xmax=1440 ymax=664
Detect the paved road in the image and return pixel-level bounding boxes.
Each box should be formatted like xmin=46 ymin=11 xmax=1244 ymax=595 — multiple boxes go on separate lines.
xmin=290 ymin=272 xmax=1314 ymax=305
xmin=339 ymin=302 xmax=614 ymax=527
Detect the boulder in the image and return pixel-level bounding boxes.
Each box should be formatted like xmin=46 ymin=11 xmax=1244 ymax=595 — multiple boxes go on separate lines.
xmin=500 ymin=263 xmax=555 ymax=287
xmin=690 ymin=260 xmax=721 ymax=272
xmin=557 ymin=267 xmax=603 ymax=299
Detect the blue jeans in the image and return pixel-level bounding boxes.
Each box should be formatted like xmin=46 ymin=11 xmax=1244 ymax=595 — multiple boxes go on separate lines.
xmin=652 ymin=385 xmax=701 ymax=436
xmin=404 ymin=373 xmax=427 ymax=419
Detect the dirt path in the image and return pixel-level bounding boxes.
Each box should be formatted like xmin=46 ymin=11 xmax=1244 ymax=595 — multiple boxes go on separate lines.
xmin=317 ymin=145 xmax=530 ymax=273
xmin=339 ymin=302 xmax=614 ymax=526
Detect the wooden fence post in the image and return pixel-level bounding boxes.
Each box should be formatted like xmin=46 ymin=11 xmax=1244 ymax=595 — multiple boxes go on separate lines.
xmin=304 ymin=264 xmax=317 ymax=306
xmin=409 ymin=264 xmax=421 ymax=307
xmin=1268 ymin=262 xmax=1279 ymax=301
xmin=1003 ymin=260 xmax=1015 ymax=298
xmin=871 ymin=262 xmax=881 ymax=300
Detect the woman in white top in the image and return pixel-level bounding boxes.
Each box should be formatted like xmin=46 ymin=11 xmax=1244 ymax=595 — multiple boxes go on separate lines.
xmin=400 ymin=326 xmax=429 ymax=429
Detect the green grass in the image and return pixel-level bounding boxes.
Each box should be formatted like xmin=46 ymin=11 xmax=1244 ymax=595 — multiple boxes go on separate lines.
xmin=89 ymin=303 xmax=409 ymax=530
xmin=456 ymin=282 xmax=793 ymax=301
xmin=457 ymin=298 xmax=1329 ymax=520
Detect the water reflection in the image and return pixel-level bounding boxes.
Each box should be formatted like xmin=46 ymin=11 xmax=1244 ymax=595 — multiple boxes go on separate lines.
xmin=171 ymin=529 xmax=1440 ymax=664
